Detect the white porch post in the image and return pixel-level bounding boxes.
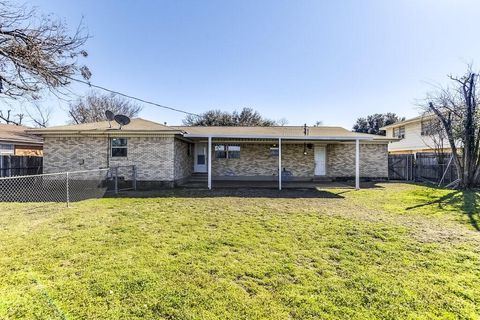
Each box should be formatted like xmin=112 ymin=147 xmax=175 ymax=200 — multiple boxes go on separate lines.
xmin=278 ymin=137 xmax=282 ymax=190
xmin=355 ymin=138 xmax=360 ymax=190
xmin=208 ymin=136 xmax=212 ymax=190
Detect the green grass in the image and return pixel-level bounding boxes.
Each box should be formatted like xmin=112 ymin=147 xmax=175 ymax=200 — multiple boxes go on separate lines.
xmin=1 ymin=183 xmax=480 ymax=319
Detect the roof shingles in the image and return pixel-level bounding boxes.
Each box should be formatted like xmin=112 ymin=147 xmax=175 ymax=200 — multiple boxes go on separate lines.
xmin=28 ymin=118 xmax=393 ymax=141
xmin=0 ymin=124 xmax=43 ymax=145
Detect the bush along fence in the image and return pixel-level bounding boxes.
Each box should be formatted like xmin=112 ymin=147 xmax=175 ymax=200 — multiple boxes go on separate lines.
xmin=388 ymin=153 xmax=458 ymax=186
xmin=0 ymin=165 xmax=137 ymax=206
xmin=0 ymin=155 xmax=42 ymax=177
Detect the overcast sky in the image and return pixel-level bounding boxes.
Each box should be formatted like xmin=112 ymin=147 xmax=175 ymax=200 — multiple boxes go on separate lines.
xmin=26 ymin=0 xmax=480 ymax=128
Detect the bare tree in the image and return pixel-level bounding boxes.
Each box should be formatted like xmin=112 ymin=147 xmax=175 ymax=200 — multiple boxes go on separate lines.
xmin=424 ymin=66 xmax=480 ymax=189
xmin=420 ymin=117 xmax=448 ymax=162
xmin=277 ymin=118 xmax=289 ymax=126
xmin=0 ymin=1 xmax=90 ymax=100
xmin=0 ymin=109 xmax=23 ymax=125
xmin=25 ymin=103 xmax=51 ymax=128
xmin=68 ymin=91 xmax=142 ymax=124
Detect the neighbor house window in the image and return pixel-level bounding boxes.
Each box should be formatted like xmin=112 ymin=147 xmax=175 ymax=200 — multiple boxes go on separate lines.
xmin=0 ymin=144 xmax=14 ymax=155
xmin=111 ymin=138 xmax=127 ymax=157
xmin=421 ymin=120 xmax=436 ymax=136
xmin=215 ymin=145 xmax=240 ymax=159
xmin=393 ymin=126 xmax=405 ymax=139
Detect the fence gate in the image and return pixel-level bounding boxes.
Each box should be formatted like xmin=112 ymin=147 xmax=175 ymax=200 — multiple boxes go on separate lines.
xmin=388 ymin=154 xmax=414 ymax=180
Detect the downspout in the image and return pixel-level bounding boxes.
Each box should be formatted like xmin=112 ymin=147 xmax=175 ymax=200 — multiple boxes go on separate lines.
xmin=106 ymin=133 xmax=110 ymax=168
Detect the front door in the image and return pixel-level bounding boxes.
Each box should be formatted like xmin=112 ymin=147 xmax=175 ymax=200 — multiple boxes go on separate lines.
xmin=314 ymin=146 xmax=326 ymax=176
xmin=194 ymin=143 xmax=208 ymax=173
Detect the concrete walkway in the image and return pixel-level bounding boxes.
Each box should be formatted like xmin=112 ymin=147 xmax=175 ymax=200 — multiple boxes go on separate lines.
xmin=179 ymin=180 xmax=353 ymax=189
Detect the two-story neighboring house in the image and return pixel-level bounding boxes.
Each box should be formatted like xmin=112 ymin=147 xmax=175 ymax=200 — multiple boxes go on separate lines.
xmin=380 ymin=115 xmax=455 ymax=155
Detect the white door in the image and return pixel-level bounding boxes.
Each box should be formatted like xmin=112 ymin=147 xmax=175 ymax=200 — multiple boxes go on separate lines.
xmin=194 ymin=143 xmax=207 ymax=173
xmin=314 ymin=146 xmax=326 ymax=175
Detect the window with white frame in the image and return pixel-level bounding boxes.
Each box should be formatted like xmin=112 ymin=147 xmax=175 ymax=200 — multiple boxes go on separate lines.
xmin=421 ymin=120 xmax=437 ymax=136
xmin=393 ymin=126 xmax=405 ymax=139
xmin=0 ymin=144 xmax=14 ymax=155
xmin=227 ymin=145 xmax=240 ymax=159
xmin=111 ymin=138 xmax=127 ymax=157
xmin=215 ymin=145 xmax=227 ymax=158
xmin=215 ymin=144 xmax=240 ymax=159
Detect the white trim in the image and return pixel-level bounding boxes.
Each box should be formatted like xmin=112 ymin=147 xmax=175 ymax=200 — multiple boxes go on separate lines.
xmin=193 ymin=143 xmax=208 ymax=173
xmin=278 ymin=137 xmax=282 ymax=190
xmin=208 ymin=136 xmax=212 ymax=190
xmin=184 ymin=134 xmax=375 ymax=140
xmin=355 ymin=139 xmax=360 ymax=190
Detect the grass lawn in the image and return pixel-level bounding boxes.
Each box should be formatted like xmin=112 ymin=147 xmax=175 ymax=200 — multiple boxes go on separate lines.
xmin=1 ymin=183 xmax=480 ymax=319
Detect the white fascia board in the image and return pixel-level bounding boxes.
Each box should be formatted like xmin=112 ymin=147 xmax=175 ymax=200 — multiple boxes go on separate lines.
xmin=183 ymin=134 xmax=374 ymax=141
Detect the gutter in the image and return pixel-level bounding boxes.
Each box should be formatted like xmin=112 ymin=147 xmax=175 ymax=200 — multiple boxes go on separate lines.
xmin=183 ymin=134 xmax=376 ymax=141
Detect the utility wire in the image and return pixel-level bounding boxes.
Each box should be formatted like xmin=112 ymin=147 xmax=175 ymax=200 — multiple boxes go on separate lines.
xmin=69 ymin=77 xmax=200 ymax=117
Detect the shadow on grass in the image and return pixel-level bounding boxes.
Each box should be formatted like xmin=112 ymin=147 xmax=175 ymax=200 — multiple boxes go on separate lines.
xmin=106 ymin=188 xmax=346 ymax=199
xmin=406 ymin=190 xmax=480 ymax=231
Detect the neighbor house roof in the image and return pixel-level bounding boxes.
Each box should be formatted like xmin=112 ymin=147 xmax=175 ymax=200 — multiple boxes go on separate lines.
xmin=27 ymin=118 xmax=184 ymax=135
xmin=174 ymin=125 xmax=394 ymax=141
xmin=0 ymin=124 xmax=43 ymax=145
xmin=380 ymin=114 xmax=436 ymax=130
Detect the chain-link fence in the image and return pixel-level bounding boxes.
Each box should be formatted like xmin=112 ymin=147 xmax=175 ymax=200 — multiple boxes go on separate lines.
xmin=0 ymin=165 xmax=137 ymax=206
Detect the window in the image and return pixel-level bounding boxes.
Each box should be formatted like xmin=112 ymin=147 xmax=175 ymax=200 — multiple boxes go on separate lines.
xmin=215 ymin=144 xmax=240 ymax=159
xmin=393 ymin=126 xmax=405 ymax=139
xmin=270 ymin=147 xmax=279 ymax=157
xmin=0 ymin=144 xmax=14 ymax=155
xmin=227 ymin=145 xmax=240 ymax=159
xmin=197 ymin=154 xmax=206 ymax=165
xmin=111 ymin=138 xmax=127 ymax=157
xmin=215 ymin=145 xmax=227 ymax=158
xmin=421 ymin=120 xmax=436 ymax=136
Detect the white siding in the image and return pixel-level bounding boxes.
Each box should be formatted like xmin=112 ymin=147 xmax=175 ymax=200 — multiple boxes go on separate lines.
xmin=385 ymin=121 xmax=437 ymax=153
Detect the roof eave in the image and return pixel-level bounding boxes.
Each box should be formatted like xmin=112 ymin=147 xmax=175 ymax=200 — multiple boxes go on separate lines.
xmin=183 ymin=133 xmax=375 ymax=140
xmin=26 ymin=129 xmax=184 ymax=135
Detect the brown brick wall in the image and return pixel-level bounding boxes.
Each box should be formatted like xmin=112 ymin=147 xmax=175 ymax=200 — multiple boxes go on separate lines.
xmin=43 ymin=137 xmax=108 ymax=173
xmin=211 ymin=143 xmax=314 ymax=177
xmin=326 ymin=143 xmax=388 ymax=178
xmin=210 ymin=142 xmax=387 ymax=179
xmin=43 ymin=136 xmax=176 ymax=181
xmin=174 ymin=139 xmax=193 ymax=181
xmin=43 ymin=137 xmax=388 ymax=183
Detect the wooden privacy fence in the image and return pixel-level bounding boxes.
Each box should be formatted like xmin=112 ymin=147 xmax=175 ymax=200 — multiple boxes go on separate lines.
xmin=388 ymin=154 xmax=415 ymax=180
xmin=415 ymin=153 xmax=458 ymax=185
xmin=0 ymin=155 xmax=43 ymax=177
xmin=388 ymin=153 xmax=458 ymax=185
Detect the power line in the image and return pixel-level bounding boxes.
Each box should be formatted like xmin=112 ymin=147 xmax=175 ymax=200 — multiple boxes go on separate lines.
xmin=69 ymin=77 xmax=200 ymax=117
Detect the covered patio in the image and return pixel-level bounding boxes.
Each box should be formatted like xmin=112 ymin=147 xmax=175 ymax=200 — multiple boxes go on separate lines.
xmin=182 ymin=134 xmax=371 ymax=190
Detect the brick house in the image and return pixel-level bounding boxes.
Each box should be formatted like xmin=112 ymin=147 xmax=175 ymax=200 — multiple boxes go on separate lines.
xmin=29 ymin=118 xmax=395 ymax=189
xmin=0 ymin=124 xmax=43 ymax=156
